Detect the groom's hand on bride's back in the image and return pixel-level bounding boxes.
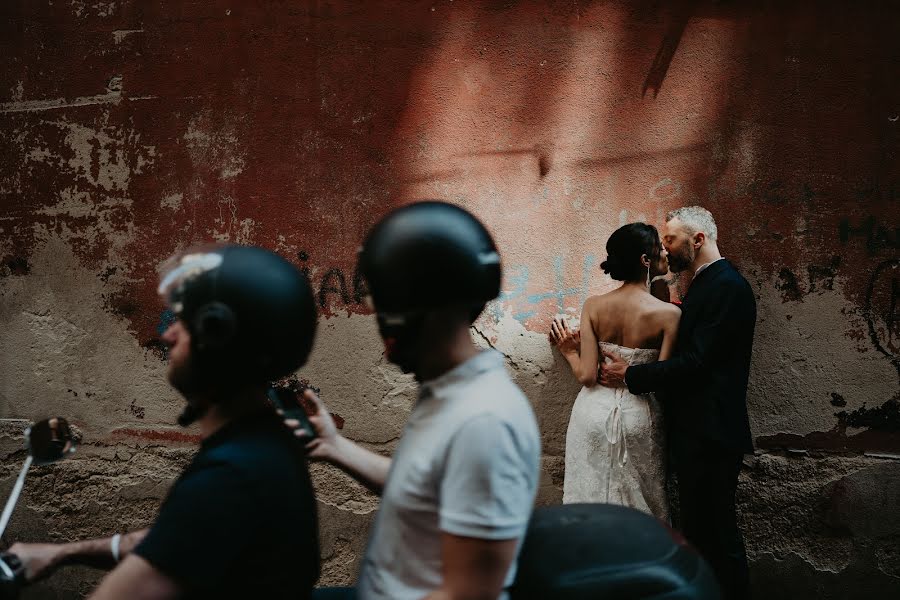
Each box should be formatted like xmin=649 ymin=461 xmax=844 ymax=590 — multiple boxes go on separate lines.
xmin=599 ymin=350 xmax=628 ymax=388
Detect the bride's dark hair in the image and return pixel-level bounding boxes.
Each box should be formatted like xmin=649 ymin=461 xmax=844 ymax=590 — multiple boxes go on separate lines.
xmin=600 ymin=223 xmax=661 ymax=282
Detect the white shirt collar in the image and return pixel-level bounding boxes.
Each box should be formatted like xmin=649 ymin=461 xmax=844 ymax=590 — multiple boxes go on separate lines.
xmin=694 ymin=257 xmax=725 ymax=277
xmin=418 ymin=350 xmax=504 ymax=402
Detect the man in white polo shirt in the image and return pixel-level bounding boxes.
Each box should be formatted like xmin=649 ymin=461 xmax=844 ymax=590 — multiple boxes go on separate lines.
xmin=293 ymin=201 xmax=540 ymax=600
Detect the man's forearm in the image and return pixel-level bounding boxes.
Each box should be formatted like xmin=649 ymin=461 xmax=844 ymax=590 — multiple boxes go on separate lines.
xmin=420 ymin=589 xmax=460 ymax=600
xmin=625 ymin=360 xmax=666 ymax=395
xmin=421 ymin=589 xmax=496 ymax=600
xmin=327 ymin=436 xmax=392 ymax=495
xmin=625 ymin=351 xmax=701 ymax=395
xmin=62 ymin=529 xmax=148 ymax=570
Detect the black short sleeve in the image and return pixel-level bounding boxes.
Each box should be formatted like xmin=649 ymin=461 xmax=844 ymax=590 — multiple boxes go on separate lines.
xmin=134 ymin=462 xmax=258 ymax=593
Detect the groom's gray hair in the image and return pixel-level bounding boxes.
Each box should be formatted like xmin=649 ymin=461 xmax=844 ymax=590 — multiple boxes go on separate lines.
xmin=666 ymin=206 xmax=718 ymax=241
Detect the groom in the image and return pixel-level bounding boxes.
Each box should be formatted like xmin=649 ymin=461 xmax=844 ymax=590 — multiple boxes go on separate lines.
xmin=600 ymin=206 xmax=755 ymax=600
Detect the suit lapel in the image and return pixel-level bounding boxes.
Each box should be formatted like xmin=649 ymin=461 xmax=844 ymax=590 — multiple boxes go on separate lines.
xmin=678 ymin=260 xmax=730 ymax=337
xmin=685 ymin=259 xmax=730 ymax=299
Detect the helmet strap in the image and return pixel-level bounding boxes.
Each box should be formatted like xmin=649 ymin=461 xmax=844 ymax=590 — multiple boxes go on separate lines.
xmin=176 ymin=403 xmax=206 ymax=427
xmin=377 ymin=313 xmax=424 ymax=373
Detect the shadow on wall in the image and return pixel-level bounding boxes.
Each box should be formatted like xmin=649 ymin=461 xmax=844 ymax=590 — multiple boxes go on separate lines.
xmin=750 ymin=461 xmax=900 ymax=600
xmin=388 ymin=0 xmax=757 ymax=330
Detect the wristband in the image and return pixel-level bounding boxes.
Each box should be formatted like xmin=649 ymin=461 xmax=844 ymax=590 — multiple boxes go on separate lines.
xmin=110 ymin=533 xmax=122 ymax=563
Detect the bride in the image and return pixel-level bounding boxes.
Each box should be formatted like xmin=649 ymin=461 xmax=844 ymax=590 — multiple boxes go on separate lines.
xmin=550 ymin=222 xmax=680 ymax=520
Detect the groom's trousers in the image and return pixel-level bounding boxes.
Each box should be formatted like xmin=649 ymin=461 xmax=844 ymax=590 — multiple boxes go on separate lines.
xmin=673 ymin=438 xmax=750 ymax=600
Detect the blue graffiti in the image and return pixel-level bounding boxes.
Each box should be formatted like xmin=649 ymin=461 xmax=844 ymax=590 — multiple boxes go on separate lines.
xmin=492 ymin=264 xmax=534 ymax=322
xmin=491 ymin=255 xmax=597 ymax=324
xmin=581 ymin=254 xmax=597 ymax=304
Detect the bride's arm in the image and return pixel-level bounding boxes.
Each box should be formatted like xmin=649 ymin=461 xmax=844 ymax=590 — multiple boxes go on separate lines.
xmin=576 ymin=307 xmax=600 ymax=385
xmin=658 ymin=305 xmax=682 ymax=361
xmin=551 ymin=303 xmax=599 ymax=386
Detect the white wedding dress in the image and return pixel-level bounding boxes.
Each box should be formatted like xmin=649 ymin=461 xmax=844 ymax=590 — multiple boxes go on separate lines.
xmin=563 ymin=342 xmax=669 ymax=521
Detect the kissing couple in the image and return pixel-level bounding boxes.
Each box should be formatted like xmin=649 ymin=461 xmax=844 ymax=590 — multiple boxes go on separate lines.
xmin=550 ymin=206 xmax=756 ymax=600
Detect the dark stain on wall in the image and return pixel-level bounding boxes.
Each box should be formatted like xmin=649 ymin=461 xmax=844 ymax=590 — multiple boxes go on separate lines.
xmin=129 ymin=399 xmax=146 ymax=420
xmin=864 ymin=259 xmax=900 ymax=376
xmin=835 ymin=397 xmax=900 ymax=433
xmin=757 ymin=394 xmax=900 ymax=454
xmin=755 ymin=426 xmax=900 ymax=455
xmin=776 ymin=268 xmax=804 ymax=302
xmin=99 ymin=265 xmax=118 ymax=283
xmin=0 ymin=256 xmax=30 ymax=277
xmin=839 ymin=217 xmax=900 ymax=255
xmin=771 ymin=256 xmax=843 ymax=302
xmin=807 ymin=256 xmax=841 ymax=293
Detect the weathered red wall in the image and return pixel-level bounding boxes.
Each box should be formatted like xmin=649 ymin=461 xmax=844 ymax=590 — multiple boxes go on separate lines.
xmin=1 ymin=1 xmax=898 ymax=597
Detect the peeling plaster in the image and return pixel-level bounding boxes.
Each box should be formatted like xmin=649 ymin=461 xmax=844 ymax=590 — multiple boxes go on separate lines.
xmin=160 ymin=193 xmax=183 ymax=211
xmin=183 ymin=110 xmax=247 ymax=181
xmin=0 ymin=93 xmax=122 ymax=114
xmin=16 ymin=119 xmax=156 ymax=196
xmin=63 ymin=121 xmax=135 ymax=192
xmin=112 ymin=29 xmax=144 ymax=44
xmin=10 ymin=82 xmax=24 ymax=103
xmin=0 ymin=237 xmax=178 ymax=429
xmin=301 ymin=315 xmax=414 ymax=446
xmin=748 ymin=274 xmax=898 ymax=438
xmin=36 ymin=188 xmax=132 ymax=219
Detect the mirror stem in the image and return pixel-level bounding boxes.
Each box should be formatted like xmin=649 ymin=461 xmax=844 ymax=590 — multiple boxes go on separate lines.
xmin=0 ymin=455 xmax=33 ymax=540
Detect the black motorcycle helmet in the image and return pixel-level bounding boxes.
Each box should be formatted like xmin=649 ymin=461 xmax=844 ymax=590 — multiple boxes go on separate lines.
xmin=158 ymin=245 xmax=317 ymax=386
xmin=358 ymin=201 xmax=502 ymax=373
xmin=358 ymin=201 xmax=502 ymax=318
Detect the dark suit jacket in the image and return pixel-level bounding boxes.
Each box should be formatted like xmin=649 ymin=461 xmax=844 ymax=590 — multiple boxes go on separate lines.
xmin=625 ymin=259 xmax=755 ymax=454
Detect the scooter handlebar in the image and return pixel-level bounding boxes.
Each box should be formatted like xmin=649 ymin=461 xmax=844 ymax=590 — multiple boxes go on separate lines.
xmin=0 ymin=552 xmax=25 ymax=600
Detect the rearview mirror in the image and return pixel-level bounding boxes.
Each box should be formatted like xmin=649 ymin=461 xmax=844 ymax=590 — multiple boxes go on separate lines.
xmin=26 ymin=417 xmax=76 ymax=464
xmin=0 ymin=417 xmax=77 ymax=541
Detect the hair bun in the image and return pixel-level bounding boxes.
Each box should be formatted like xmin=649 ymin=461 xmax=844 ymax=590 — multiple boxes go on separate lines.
xmin=600 ymin=257 xmax=627 ymax=281
xmin=600 ymin=258 xmax=613 ymax=274
xmin=601 ymin=222 xmax=661 ymax=282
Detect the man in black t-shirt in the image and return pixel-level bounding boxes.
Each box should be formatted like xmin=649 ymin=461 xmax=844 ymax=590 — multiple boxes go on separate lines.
xmin=132 ymin=409 xmax=319 ymax=599
xmin=10 ymin=245 xmax=320 ymax=599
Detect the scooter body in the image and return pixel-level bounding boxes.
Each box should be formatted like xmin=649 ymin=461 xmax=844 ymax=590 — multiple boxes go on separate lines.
xmin=511 ymin=503 xmax=721 ymax=599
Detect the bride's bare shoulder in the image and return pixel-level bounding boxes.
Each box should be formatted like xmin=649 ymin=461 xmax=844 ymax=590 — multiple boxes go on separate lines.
xmin=583 ymin=291 xmax=617 ymax=309
xmin=650 ymin=298 xmax=681 ymax=324
xmin=659 ymin=298 xmax=681 ymax=313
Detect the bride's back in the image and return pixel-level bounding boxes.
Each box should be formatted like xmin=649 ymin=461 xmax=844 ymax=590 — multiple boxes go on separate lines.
xmin=586 ymin=287 xmax=676 ymax=350
xmin=582 ymin=221 xmax=680 ymax=352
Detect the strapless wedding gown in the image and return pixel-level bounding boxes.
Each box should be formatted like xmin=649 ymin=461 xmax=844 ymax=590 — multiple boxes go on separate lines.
xmin=563 ymin=342 xmax=669 ymax=521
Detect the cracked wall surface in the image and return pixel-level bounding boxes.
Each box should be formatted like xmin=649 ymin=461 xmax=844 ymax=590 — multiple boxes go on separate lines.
xmin=1 ymin=1 xmax=898 ymax=598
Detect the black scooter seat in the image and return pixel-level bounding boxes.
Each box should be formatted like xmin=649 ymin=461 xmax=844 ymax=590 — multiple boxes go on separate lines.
xmin=509 ymin=504 xmax=720 ymax=600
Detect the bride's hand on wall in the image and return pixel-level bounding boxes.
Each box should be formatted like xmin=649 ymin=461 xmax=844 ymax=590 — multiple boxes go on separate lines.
xmin=549 ymin=317 xmax=580 ymax=355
